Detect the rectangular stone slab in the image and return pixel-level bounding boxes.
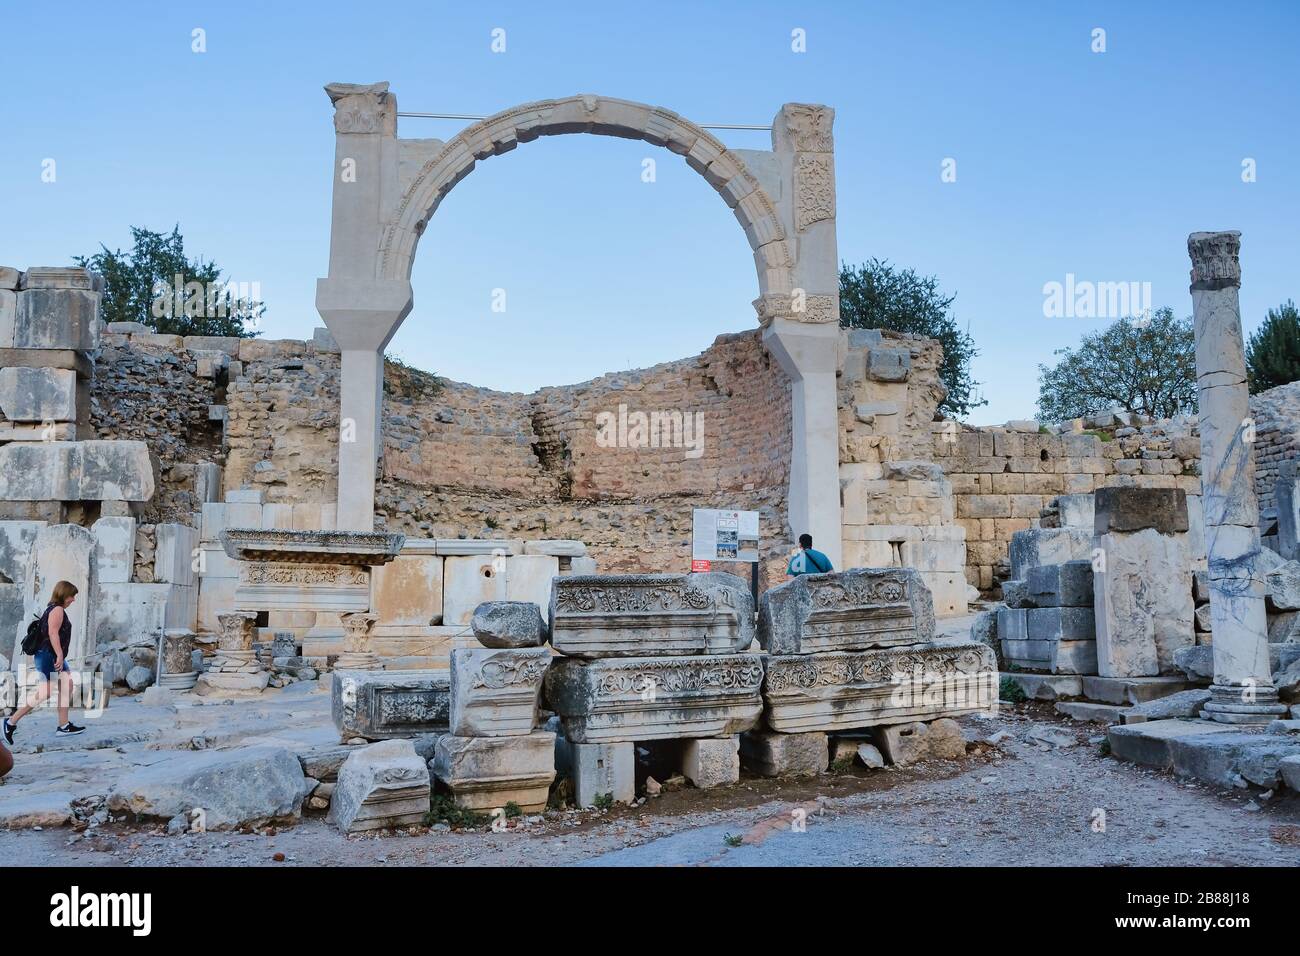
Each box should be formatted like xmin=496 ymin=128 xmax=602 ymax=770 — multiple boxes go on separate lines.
xmin=432 ymin=731 xmax=556 ymax=813
xmin=762 ymin=641 xmax=998 ymax=733
xmin=332 ymin=670 xmax=450 ymax=740
xmin=543 ymin=653 xmax=764 ymax=743
xmin=449 ymin=646 xmax=551 ymax=737
xmin=549 ymin=572 xmax=754 ymax=658
xmin=758 ymin=567 xmax=936 ymax=655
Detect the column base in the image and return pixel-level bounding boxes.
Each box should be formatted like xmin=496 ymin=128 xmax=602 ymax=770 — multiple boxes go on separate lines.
xmin=1200 ymin=684 xmax=1288 ymax=725
xmin=335 ymin=652 xmax=383 ymax=671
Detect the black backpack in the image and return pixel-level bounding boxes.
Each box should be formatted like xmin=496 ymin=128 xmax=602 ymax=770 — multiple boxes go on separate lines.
xmin=20 ymin=613 xmax=45 ymax=655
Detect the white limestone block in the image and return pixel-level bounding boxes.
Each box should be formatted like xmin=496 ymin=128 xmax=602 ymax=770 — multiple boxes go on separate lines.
xmin=371 ymin=551 xmax=443 ymax=626
xmin=154 ymin=523 xmax=200 ymax=586
xmin=504 ymin=554 xmax=559 ymax=621
xmin=1094 ymin=529 xmax=1195 ymax=677
xmin=12 ymin=288 xmax=100 ymax=350
xmin=442 ymin=554 xmax=507 ymax=626
xmin=20 ymin=524 xmax=96 ymax=662
xmin=449 ymin=646 xmax=549 ymax=737
xmin=0 ymin=366 xmax=77 ymax=422
xmin=91 ymin=516 xmax=136 ymax=584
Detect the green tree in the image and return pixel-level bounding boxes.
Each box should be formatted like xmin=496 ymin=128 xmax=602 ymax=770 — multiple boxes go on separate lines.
xmin=838 ymin=259 xmax=983 ymax=417
xmin=1035 ymin=309 xmax=1197 ymax=422
xmin=1246 ymin=300 xmax=1300 ymax=393
xmin=75 ymin=225 xmax=262 ymax=337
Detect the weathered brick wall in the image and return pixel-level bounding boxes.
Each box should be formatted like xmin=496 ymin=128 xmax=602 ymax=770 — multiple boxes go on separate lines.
xmin=1249 ymin=381 xmax=1300 ymax=516
xmin=217 ymin=329 xmax=794 ymax=586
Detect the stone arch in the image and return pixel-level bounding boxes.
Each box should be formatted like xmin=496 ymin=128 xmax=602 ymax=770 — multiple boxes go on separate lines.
xmin=377 ymin=95 xmax=793 ymax=299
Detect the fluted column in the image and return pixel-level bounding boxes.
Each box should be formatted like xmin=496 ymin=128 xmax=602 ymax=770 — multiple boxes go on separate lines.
xmin=1188 ymin=231 xmax=1286 ymax=724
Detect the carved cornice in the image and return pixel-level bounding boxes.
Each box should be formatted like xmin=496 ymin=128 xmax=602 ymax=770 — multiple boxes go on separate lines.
xmin=325 ymin=81 xmax=395 ymax=135
xmin=752 ymin=292 xmax=839 ymax=325
xmin=221 ymin=528 xmax=405 ymax=565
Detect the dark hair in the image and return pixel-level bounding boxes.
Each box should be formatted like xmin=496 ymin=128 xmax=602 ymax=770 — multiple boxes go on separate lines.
xmin=798 ymin=534 xmax=813 ymax=549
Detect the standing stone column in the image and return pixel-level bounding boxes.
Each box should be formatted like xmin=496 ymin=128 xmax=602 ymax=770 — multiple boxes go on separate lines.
xmin=1188 ymin=231 xmax=1286 ymax=724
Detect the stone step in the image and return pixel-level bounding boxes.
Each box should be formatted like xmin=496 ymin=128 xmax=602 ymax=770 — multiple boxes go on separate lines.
xmin=1106 ymin=718 xmax=1239 ymax=769
xmin=1081 ymin=675 xmax=1192 ymax=705
xmin=1055 ymin=701 xmax=1130 ymax=724
xmin=998 ymin=672 xmax=1082 ymax=701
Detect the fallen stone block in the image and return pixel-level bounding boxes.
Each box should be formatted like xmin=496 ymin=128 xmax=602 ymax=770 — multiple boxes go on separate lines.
xmin=107 ymin=747 xmax=310 ymax=829
xmin=1282 ymin=754 xmax=1300 ymax=791
xmin=1123 ymin=689 xmax=1212 ymax=723
xmin=332 ymin=670 xmax=450 ymax=741
xmin=739 ymin=730 xmax=828 ymax=777
xmin=328 ymin=739 xmax=431 ymax=833
xmin=1174 ymin=645 xmax=1214 ymax=682
xmin=550 ymin=572 xmax=754 ymax=658
xmin=874 ymin=718 xmax=966 ymax=766
xmin=1266 ymin=561 xmax=1300 ymax=611
xmin=544 ymin=653 xmax=763 ymax=743
xmin=762 ymin=641 xmax=996 ymax=733
xmin=572 ymin=740 xmax=635 ymax=807
xmin=449 ymin=646 xmax=549 ymax=737
xmin=1001 ymin=579 xmax=1035 ymax=609
xmin=758 ymin=567 xmax=936 ymax=655
xmin=681 ymin=736 xmax=740 ymax=789
xmin=470 ymin=601 xmax=547 ymax=648
xmin=432 ymin=730 xmax=556 ymax=813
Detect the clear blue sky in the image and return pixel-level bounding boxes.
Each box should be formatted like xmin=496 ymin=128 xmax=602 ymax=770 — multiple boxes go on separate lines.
xmin=2 ymin=1 xmax=1296 ymax=425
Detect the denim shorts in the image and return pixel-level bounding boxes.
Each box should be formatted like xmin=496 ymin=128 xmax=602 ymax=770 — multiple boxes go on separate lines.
xmin=33 ymin=648 xmax=69 ymax=680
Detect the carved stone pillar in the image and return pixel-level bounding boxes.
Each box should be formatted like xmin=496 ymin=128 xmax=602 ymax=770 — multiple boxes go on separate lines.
xmin=317 ymin=82 xmax=412 ymax=533
xmin=158 ymin=627 xmax=198 ymax=691
xmin=761 ymin=103 xmax=842 ymax=568
xmin=1188 ymin=231 xmax=1286 ymax=724
xmin=336 ymin=611 xmax=381 ymax=670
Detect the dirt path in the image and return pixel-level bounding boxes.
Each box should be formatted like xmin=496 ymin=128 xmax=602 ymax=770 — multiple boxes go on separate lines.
xmin=5 ymin=705 xmax=1298 ymax=867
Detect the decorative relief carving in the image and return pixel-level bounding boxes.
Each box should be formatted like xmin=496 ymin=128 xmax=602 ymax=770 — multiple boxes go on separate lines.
xmin=216 ymin=612 xmax=258 ymax=652
xmin=752 ymin=293 xmax=838 ymax=325
xmin=593 ymin=658 xmax=764 ymax=698
xmin=765 ymin=646 xmax=989 ymax=693
xmin=222 ymin=528 xmax=403 ymax=565
xmin=471 ymin=655 xmax=551 ymax=690
xmin=782 ymin=104 xmax=834 ymax=152
xmin=795 ymin=154 xmax=835 ymax=230
xmin=554 ymin=576 xmax=720 ymax=615
xmin=242 ymin=562 xmax=369 ymax=588
xmin=326 ymin=82 xmax=394 ymax=135
xmin=1188 ymin=231 xmax=1242 ymax=289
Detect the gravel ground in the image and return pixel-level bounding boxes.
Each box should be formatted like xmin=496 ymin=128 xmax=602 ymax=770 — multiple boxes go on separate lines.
xmin=4 ymin=702 xmax=1298 ymax=867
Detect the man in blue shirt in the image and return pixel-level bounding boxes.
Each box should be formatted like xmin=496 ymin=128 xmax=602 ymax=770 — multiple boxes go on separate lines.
xmin=786 ymin=534 xmax=834 ymax=577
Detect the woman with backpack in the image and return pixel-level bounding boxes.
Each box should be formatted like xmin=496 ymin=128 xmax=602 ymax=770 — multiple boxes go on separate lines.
xmin=3 ymin=580 xmax=85 ymax=744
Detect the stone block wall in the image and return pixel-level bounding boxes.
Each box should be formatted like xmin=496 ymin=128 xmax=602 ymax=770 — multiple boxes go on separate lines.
xmin=1250 ymin=381 xmax=1300 ymax=517
xmin=932 ymin=420 xmax=1204 ymax=592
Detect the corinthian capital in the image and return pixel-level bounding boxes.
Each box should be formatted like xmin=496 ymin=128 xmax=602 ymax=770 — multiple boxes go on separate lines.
xmin=324 ymin=81 xmax=396 ymax=135
xmin=1188 ymin=230 xmax=1241 ymax=290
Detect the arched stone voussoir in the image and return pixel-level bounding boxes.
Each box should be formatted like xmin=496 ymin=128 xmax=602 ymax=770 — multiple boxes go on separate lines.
xmin=380 ymin=94 xmax=785 ymax=287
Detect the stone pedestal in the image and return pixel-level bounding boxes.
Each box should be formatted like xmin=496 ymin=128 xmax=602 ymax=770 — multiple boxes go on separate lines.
xmin=1187 ymin=232 xmax=1286 ymax=724
xmin=196 ymin=612 xmax=268 ymax=694
xmin=571 ymin=740 xmax=635 ymax=807
xmin=681 ymin=736 xmax=740 ymax=789
xmin=740 ymin=730 xmax=829 ymax=777
xmin=328 ymin=739 xmax=430 ymax=833
xmin=431 ymin=730 xmax=556 ymax=813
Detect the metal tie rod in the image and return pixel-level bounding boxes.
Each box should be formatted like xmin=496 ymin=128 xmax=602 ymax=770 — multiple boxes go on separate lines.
xmin=396 ymin=111 xmax=771 ymax=130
